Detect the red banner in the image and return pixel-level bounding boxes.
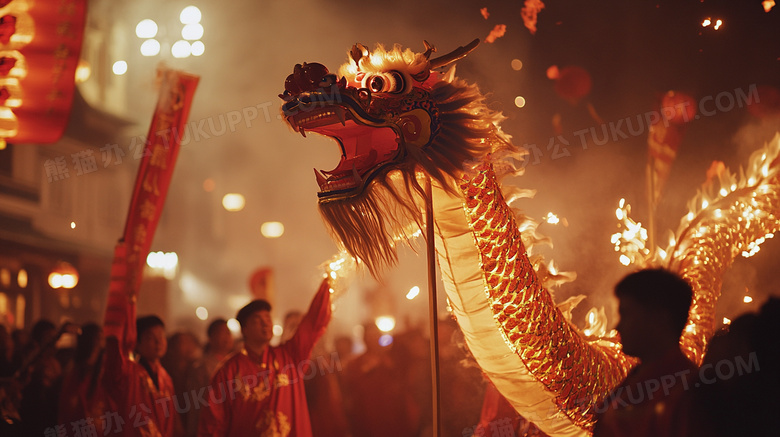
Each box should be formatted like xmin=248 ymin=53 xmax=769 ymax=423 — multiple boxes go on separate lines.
xmin=104 ymin=68 xmax=199 ymax=345
xmin=647 ymin=121 xmax=682 ymax=209
xmin=0 ymin=0 xmax=87 ymax=144
xmin=249 ymin=267 xmax=276 ymax=306
xmin=647 ymin=91 xmax=696 ymax=209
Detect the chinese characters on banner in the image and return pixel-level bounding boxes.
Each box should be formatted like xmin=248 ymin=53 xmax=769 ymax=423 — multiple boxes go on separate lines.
xmin=1 ymin=0 xmax=87 ymax=144
xmin=104 ymin=69 xmax=199 ymax=348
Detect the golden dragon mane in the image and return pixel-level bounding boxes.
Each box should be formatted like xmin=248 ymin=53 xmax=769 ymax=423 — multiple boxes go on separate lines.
xmin=282 ymin=40 xmax=519 ymax=275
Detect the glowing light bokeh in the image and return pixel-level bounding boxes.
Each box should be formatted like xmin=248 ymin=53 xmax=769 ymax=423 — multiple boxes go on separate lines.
xmin=405 ymin=286 xmax=420 ymax=300
xmin=48 ymin=262 xmax=78 ymax=289
xmin=146 ymin=251 xmax=179 ymax=270
xmin=60 ymin=272 xmax=77 ymax=288
xmin=171 ymin=40 xmax=192 ymax=58
xmin=17 ymin=269 xmax=27 ymax=288
xmin=135 ymin=19 xmax=158 ymax=38
xmin=227 ymin=318 xmax=241 ymax=333
xmin=182 ymin=23 xmax=204 ymax=40
xmin=75 ymin=60 xmax=91 ymax=83
xmin=112 ymin=61 xmax=128 ymax=75
xmin=261 ymin=221 xmax=284 ymax=238
xmin=375 ymin=316 xmax=396 ymax=332
xmin=191 ymin=41 xmax=205 ymax=56
xmin=180 ymin=6 xmax=202 ymax=24
xmin=196 ymin=306 xmax=209 ymax=321
xmin=222 ymin=193 xmax=245 ymax=211
xmin=140 ymin=39 xmax=161 ymax=57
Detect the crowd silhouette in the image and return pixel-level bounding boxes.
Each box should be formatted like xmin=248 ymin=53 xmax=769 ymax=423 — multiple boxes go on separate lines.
xmin=1 ymin=290 xmax=778 ymax=436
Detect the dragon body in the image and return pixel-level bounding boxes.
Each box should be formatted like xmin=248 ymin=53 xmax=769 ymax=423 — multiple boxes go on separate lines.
xmin=279 ymin=40 xmax=780 ymax=435
xmin=432 ymin=165 xmax=631 ymax=434
xmin=616 ymin=135 xmax=780 ymax=365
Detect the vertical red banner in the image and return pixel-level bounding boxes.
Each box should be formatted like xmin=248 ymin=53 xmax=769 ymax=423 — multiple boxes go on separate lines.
xmin=104 ymin=68 xmax=199 ymax=347
xmin=647 ymin=121 xmax=682 ymax=208
xmin=1 ymin=0 xmax=87 ymax=143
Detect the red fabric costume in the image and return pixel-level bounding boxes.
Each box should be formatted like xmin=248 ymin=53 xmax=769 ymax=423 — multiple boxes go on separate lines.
xmin=103 ymin=336 xmax=178 ymax=437
xmin=198 ymin=280 xmax=331 ymax=437
xmin=57 ymin=366 xmax=116 ymax=437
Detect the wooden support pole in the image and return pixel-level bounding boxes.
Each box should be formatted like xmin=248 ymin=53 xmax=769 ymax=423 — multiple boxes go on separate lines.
xmin=425 ymin=177 xmax=441 ymax=436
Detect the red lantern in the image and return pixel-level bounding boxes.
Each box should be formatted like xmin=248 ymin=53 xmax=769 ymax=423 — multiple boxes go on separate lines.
xmin=0 ymin=0 xmax=88 ymax=145
xmin=746 ymin=85 xmax=780 ymax=118
xmin=661 ymin=91 xmax=697 ymax=124
xmin=553 ymin=66 xmax=592 ymax=104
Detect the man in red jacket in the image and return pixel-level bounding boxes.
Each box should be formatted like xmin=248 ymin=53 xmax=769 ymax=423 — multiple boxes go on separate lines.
xmin=104 ymin=315 xmax=180 ymax=436
xmin=198 ymin=278 xmax=332 ymax=437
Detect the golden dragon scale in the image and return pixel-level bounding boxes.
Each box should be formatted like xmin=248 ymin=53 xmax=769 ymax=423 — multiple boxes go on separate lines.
xmin=615 ymin=134 xmax=780 ymax=366
xmin=433 ymin=163 xmax=632 ymax=434
xmin=670 ymin=134 xmax=780 ymax=364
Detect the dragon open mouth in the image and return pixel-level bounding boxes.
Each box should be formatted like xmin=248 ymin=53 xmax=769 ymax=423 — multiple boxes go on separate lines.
xmin=286 ymin=100 xmax=401 ymax=200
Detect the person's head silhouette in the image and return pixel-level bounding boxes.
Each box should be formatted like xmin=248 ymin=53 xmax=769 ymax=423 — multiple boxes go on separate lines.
xmin=614 ymin=268 xmax=693 ymax=362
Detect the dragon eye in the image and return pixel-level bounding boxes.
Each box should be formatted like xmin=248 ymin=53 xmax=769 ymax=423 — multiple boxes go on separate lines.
xmin=319 ymin=73 xmax=337 ymax=88
xmin=368 ymin=75 xmax=385 ymax=93
xmin=362 ymin=71 xmax=406 ymax=93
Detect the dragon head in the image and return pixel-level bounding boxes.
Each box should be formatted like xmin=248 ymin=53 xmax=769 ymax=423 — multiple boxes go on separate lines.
xmin=280 ymin=40 xmax=514 ymax=274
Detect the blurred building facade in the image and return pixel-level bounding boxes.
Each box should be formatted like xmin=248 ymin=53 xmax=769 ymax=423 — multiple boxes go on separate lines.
xmin=0 ymin=0 xmax=141 ymax=330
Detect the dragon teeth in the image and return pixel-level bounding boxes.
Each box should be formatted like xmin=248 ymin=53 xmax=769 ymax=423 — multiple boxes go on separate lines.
xmin=298 ymin=111 xmax=339 ymax=126
xmin=351 ymin=163 xmax=362 ymax=184
xmin=314 ymin=168 xmax=327 ymax=188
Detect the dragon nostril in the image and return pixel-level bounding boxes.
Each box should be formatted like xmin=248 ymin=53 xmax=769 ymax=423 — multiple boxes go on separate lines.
xmin=282 ymin=100 xmax=298 ymax=114
xmin=304 ymin=63 xmax=329 ymax=88
xmin=284 ymin=73 xmax=301 ymax=95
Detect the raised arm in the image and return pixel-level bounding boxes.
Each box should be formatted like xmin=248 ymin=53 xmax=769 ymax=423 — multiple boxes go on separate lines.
xmin=102 ymin=242 xmax=135 ymax=388
xmin=286 ymin=278 xmax=332 ymax=363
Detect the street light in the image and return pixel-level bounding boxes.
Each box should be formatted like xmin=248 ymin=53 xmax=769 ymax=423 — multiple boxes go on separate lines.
xmin=48 ymin=261 xmax=79 ymax=289
xmin=135 ymin=5 xmax=205 ymax=60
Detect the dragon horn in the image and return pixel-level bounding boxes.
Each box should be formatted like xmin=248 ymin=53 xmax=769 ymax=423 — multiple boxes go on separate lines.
xmin=350 ymin=43 xmax=368 ymax=64
xmin=429 ymin=38 xmax=480 ymax=70
xmin=422 ymin=40 xmax=436 ymax=59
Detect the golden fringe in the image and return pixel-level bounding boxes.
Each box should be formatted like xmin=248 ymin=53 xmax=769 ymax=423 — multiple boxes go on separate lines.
xmin=319 ymin=167 xmax=427 ymax=278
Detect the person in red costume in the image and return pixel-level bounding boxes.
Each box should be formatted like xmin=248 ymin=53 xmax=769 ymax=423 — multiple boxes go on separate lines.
xmin=198 ymin=278 xmax=332 ymax=437
xmin=104 ymin=315 xmax=181 ymax=437
xmin=58 ymin=323 xmax=116 ymax=437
